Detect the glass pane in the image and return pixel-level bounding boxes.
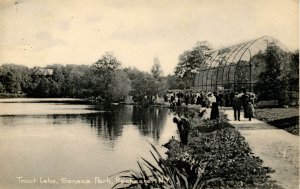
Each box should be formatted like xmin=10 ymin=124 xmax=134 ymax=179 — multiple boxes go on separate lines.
xmin=223 ymin=66 xmax=230 ymax=86
xmin=216 ymin=66 xmax=224 ymax=85
xmin=206 ymin=69 xmax=213 ymax=88
xmin=211 ymin=68 xmax=217 ymax=90
xmin=211 ymin=69 xmax=217 ymax=86
xmin=194 ymin=74 xmax=199 ymax=87
xmin=228 ymin=65 xmax=236 ymax=82
xmin=235 ymin=61 xmax=250 ymax=84
xmin=250 ymin=54 xmax=266 ymax=83
xmin=206 ymin=85 xmax=212 ymax=92
xmin=199 ymin=71 xmax=204 ymax=86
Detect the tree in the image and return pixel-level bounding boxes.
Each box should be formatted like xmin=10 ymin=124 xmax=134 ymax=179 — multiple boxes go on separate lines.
xmin=94 ymin=52 xmax=121 ymax=74
xmin=292 ymin=50 xmax=299 ymax=71
xmin=0 ymin=64 xmax=31 ymax=94
xmin=34 ymin=77 xmax=51 ymax=97
xmin=131 ymin=73 xmax=155 ymax=103
xmin=130 ymin=72 xmax=164 ymax=104
xmin=175 ymin=41 xmax=212 ymax=89
xmin=2 ymin=71 xmax=17 ymax=93
xmin=92 ymin=52 xmax=122 ymax=100
xmin=253 ymin=43 xmax=285 ymax=103
xmin=124 ymin=67 xmax=143 ymax=80
xmin=0 ymin=82 xmax=5 ymax=93
xmin=107 ymin=70 xmax=131 ymax=102
xmin=166 ymin=74 xmax=180 ymax=90
xmin=151 ymin=57 xmax=163 ymax=79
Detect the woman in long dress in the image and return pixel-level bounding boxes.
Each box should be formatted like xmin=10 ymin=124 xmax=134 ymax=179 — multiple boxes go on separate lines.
xmin=247 ymin=101 xmax=255 ymax=121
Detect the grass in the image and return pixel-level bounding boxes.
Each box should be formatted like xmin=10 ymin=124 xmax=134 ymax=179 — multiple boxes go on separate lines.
xmin=255 ymin=108 xmax=299 ymax=135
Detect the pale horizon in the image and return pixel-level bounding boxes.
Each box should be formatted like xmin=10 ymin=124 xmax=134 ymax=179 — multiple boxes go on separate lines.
xmin=0 ymin=0 xmax=298 ymax=75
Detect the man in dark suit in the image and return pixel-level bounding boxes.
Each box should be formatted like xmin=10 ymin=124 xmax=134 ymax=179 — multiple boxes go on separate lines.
xmin=232 ymin=92 xmax=242 ymax=121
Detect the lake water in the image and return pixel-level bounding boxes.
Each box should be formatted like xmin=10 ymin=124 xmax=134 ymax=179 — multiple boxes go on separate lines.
xmin=0 ymin=98 xmax=178 ymax=189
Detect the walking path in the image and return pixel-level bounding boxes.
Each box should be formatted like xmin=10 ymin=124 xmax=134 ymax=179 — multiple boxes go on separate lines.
xmin=223 ymin=109 xmax=299 ymax=189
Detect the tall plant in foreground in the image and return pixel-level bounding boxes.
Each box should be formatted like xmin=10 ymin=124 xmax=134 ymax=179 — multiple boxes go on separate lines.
xmin=111 ymin=143 xmax=209 ymax=189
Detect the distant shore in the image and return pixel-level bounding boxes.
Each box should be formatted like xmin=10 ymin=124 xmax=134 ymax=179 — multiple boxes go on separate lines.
xmin=0 ymin=93 xmax=26 ymax=98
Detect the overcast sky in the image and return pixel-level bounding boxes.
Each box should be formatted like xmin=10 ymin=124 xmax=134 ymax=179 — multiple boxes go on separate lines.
xmin=0 ymin=0 xmax=298 ymax=74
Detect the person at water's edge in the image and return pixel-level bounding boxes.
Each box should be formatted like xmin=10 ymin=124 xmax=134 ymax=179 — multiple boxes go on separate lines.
xmin=173 ymin=117 xmax=190 ymax=145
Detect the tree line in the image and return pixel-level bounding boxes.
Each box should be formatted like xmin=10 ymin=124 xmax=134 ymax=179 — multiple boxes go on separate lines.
xmin=0 ymin=41 xmax=214 ymax=102
xmin=1 ymin=41 xmax=298 ymax=103
xmin=0 ymin=52 xmax=173 ymax=103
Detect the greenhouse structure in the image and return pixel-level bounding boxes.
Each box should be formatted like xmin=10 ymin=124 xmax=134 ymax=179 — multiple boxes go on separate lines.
xmin=193 ymin=36 xmax=298 ymax=102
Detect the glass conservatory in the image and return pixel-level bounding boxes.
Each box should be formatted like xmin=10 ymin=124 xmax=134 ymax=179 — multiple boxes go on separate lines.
xmin=194 ymin=36 xmax=298 ymax=94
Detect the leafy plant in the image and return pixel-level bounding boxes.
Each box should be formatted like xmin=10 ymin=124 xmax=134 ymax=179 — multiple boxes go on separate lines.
xmin=111 ymin=142 xmax=210 ymax=189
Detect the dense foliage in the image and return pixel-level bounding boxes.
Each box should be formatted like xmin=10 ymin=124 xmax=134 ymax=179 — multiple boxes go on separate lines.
xmin=253 ymin=43 xmax=298 ymax=104
xmin=0 ymin=53 xmax=166 ymax=103
xmin=165 ymin=123 xmax=279 ymax=188
xmin=115 ymin=117 xmax=281 ymax=189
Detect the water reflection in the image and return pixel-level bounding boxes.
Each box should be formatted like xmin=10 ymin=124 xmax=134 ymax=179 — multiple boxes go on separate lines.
xmin=0 ymin=100 xmax=177 ymax=189
xmin=132 ymin=106 xmax=168 ymax=140
xmin=0 ymin=101 xmax=173 ymax=147
xmin=48 ymin=105 xmax=168 ymax=143
xmin=87 ymin=105 xmax=133 ymax=141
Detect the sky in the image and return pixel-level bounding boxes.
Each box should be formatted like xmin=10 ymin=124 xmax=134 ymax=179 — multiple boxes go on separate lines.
xmin=0 ymin=0 xmax=298 ymax=75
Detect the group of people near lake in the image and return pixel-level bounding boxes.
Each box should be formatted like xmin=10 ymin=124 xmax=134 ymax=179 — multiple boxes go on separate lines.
xmin=164 ymin=90 xmax=240 ymax=108
xmin=165 ymin=90 xmax=256 ymax=121
xmin=171 ymin=90 xmax=256 ymax=145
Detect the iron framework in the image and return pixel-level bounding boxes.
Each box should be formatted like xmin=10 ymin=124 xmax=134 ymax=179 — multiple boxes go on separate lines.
xmin=194 ymin=36 xmax=298 ymax=94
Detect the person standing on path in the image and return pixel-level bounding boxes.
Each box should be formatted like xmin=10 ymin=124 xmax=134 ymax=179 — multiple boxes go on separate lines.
xmin=247 ymin=101 xmax=255 ymax=121
xmin=210 ymin=101 xmax=219 ymax=120
xmin=206 ymin=92 xmax=216 ymax=108
xmin=241 ymin=93 xmax=249 ymax=118
xmin=232 ymin=92 xmax=242 ymax=121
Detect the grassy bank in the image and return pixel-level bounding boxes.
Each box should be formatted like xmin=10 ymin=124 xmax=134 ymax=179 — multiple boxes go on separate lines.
xmin=255 ymin=108 xmax=299 ymax=135
xmin=114 ymin=108 xmax=281 ymax=189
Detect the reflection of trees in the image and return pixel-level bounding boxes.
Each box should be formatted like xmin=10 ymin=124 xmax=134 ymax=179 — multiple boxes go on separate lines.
xmin=87 ymin=105 xmax=132 ymax=141
xmin=49 ymin=105 xmax=169 ymax=144
xmin=132 ymin=106 xmax=168 ymax=141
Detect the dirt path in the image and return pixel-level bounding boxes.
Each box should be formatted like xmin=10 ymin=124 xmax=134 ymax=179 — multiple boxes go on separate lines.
xmin=223 ymin=109 xmax=299 ymax=189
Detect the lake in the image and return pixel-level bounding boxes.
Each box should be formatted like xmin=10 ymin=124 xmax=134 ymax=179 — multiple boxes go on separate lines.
xmin=0 ymin=98 xmax=178 ymax=189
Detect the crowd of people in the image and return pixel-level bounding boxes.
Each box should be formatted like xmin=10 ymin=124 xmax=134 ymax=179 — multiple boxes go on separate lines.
xmin=164 ymin=90 xmax=256 ymax=121
xmin=164 ymin=90 xmax=235 ymax=108
xmin=170 ymin=90 xmax=256 ymax=146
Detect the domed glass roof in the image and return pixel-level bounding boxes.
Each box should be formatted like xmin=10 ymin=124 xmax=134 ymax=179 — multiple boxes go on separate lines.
xmin=194 ymin=36 xmax=297 ymax=92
